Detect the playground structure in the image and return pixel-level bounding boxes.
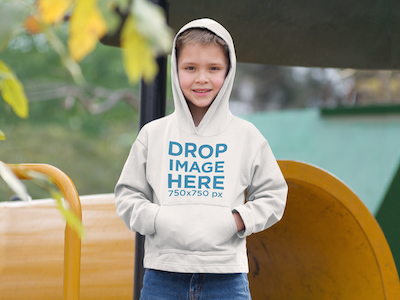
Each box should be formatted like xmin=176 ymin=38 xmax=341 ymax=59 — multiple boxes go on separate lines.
xmin=1 ymin=161 xmax=399 ymax=299
xmin=248 ymin=161 xmax=400 ymax=299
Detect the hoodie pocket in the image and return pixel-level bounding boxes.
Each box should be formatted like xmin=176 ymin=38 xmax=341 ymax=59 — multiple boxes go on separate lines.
xmin=154 ymin=204 xmax=237 ymax=254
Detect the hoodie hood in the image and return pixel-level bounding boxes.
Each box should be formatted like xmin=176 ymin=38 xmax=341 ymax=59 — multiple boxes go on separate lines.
xmin=171 ymin=18 xmax=237 ymax=136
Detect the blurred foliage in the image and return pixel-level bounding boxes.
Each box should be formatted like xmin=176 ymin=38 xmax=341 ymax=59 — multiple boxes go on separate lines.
xmin=1 ymin=30 xmax=132 ymax=89
xmin=0 ymin=99 xmax=139 ymax=200
xmin=0 ymin=38 xmax=141 ymax=201
xmin=0 ymin=21 xmax=174 ymax=203
xmin=0 ymin=30 xmax=139 ymax=128
xmin=0 ymin=0 xmax=173 ymax=137
xmin=0 ymin=0 xmax=173 ymax=203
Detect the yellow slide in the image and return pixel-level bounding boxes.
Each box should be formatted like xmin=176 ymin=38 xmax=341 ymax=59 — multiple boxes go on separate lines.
xmin=1 ymin=161 xmax=399 ymax=299
xmin=248 ymin=161 xmax=400 ymax=299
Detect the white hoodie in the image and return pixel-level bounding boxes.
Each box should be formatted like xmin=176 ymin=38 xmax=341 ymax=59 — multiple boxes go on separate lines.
xmin=115 ymin=18 xmax=288 ymax=273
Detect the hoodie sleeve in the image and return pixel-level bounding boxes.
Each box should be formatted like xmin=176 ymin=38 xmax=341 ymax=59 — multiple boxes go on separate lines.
xmin=233 ymin=141 xmax=288 ymax=238
xmin=114 ymin=138 xmax=160 ymax=235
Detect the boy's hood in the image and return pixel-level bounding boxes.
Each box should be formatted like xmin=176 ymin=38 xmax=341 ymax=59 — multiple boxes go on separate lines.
xmin=171 ymin=18 xmax=236 ymax=137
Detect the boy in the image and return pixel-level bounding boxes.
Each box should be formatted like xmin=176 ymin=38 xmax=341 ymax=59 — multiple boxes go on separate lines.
xmin=115 ymin=18 xmax=288 ymax=299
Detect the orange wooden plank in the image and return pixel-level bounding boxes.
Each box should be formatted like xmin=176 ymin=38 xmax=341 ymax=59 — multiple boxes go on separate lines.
xmin=0 ymin=194 xmax=135 ymax=300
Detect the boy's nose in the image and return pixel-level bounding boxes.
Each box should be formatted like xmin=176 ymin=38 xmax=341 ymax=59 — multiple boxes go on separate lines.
xmin=195 ymin=72 xmax=209 ymax=84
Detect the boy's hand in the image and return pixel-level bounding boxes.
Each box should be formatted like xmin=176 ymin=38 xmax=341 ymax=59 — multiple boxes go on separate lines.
xmin=233 ymin=212 xmax=245 ymax=232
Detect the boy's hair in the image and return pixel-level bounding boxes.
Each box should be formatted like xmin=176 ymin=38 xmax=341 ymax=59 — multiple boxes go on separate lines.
xmin=176 ymin=28 xmax=230 ymax=69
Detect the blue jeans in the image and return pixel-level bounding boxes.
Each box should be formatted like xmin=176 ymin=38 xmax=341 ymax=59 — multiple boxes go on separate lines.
xmin=140 ymin=269 xmax=252 ymax=300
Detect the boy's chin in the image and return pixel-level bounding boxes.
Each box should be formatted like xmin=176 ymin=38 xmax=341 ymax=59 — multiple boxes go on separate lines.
xmin=186 ymin=99 xmax=214 ymax=110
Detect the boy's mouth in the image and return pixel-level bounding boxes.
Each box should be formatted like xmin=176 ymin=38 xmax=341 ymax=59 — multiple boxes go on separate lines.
xmin=193 ymin=89 xmax=212 ymax=94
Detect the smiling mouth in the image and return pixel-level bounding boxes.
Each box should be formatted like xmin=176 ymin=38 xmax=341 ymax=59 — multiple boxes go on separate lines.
xmin=193 ymin=89 xmax=211 ymax=93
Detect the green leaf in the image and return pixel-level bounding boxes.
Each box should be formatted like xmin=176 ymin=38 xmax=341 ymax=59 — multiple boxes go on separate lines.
xmin=0 ymin=60 xmax=29 ymax=118
xmin=42 ymin=27 xmax=86 ymax=85
xmin=113 ymin=0 xmax=130 ymax=11
xmin=28 ymin=170 xmax=85 ymax=238
xmin=53 ymin=191 xmax=85 ymax=238
xmin=131 ymin=0 xmax=173 ymax=54
xmin=0 ymin=161 xmax=30 ymax=202
xmin=0 ymin=129 xmax=5 ymax=140
xmin=98 ymin=0 xmax=122 ymax=34
xmin=0 ymin=1 xmax=30 ymax=51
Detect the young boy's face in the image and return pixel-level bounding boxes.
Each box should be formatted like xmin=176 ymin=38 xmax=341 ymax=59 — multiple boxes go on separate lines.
xmin=177 ymin=43 xmax=228 ymax=114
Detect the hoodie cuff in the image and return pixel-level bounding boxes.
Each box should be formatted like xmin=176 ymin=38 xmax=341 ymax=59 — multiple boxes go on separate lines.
xmin=233 ymin=205 xmax=255 ymax=238
xmin=142 ymin=203 xmax=160 ymax=236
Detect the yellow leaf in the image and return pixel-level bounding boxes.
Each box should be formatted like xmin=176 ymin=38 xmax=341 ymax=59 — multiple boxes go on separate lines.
xmin=0 ymin=60 xmax=28 ymax=119
xmin=68 ymin=0 xmax=108 ymax=62
xmin=121 ymin=16 xmax=158 ymax=83
xmin=0 ymin=129 xmax=5 ymax=140
xmin=38 ymin=0 xmax=74 ymax=24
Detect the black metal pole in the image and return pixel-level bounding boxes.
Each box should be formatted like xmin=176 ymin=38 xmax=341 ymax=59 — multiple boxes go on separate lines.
xmin=138 ymin=56 xmax=167 ymax=128
xmin=133 ymin=2 xmax=168 ymax=299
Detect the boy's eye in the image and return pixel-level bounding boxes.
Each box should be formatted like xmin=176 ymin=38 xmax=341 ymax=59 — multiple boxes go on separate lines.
xmin=185 ymin=66 xmax=195 ymax=70
xmin=210 ymin=67 xmax=220 ymax=71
